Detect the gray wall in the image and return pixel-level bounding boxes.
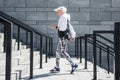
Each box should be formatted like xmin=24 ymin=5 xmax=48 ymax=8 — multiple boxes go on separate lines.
xmin=0 ymin=0 xmax=119 ymax=56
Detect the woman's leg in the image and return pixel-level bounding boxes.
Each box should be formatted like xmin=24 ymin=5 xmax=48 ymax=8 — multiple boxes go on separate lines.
xmin=61 ymin=38 xmax=74 ymax=66
xmin=55 ymin=38 xmax=62 ymax=67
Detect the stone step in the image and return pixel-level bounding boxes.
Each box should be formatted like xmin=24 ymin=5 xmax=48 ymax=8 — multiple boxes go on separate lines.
xmin=0 ymin=47 xmax=22 ymax=52
xmin=0 ymin=47 xmax=3 ymax=52
xmin=11 ymin=42 xmax=26 ymax=51
xmin=0 ymin=33 xmax=4 ymax=39
xmin=0 ymin=72 xmax=18 ymax=80
xmin=0 ymin=51 xmax=21 ymax=61
xmin=0 ymin=53 xmax=46 ymax=80
xmin=81 ymin=59 xmax=114 ymax=80
xmin=0 ymin=49 xmax=40 ymax=62
xmin=0 ymin=42 xmax=3 ymax=47
xmin=0 ymin=39 xmax=24 ymax=50
xmin=0 ymin=52 xmax=5 ymax=61
xmin=12 ymin=57 xmax=40 ymax=79
xmin=0 ymin=58 xmax=20 ymax=73
xmin=0 ymin=40 xmax=18 ymax=51
xmin=12 ymin=50 xmax=21 ymax=57
xmin=0 ymin=51 xmax=40 ymax=73
xmin=13 ymin=56 xmax=30 ymax=65
xmin=21 ymin=58 xmax=114 ymax=80
xmin=0 ymin=59 xmax=39 ymax=80
xmin=19 ymin=49 xmax=30 ymax=56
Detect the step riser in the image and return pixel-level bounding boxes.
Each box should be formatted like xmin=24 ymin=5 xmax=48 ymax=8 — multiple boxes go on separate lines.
xmin=0 ymin=59 xmax=19 ymax=73
xmin=0 ymin=33 xmax=43 ymax=79
xmin=0 ymin=73 xmax=19 ymax=80
xmin=0 ymin=55 xmax=40 ymax=73
xmin=0 ymin=55 xmax=43 ymax=80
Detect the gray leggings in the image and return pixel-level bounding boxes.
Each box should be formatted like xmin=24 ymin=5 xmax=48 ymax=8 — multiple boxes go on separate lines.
xmin=56 ymin=38 xmax=74 ymax=67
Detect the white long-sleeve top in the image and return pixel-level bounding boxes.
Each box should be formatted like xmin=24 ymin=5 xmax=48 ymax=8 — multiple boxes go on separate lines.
xmin=58 ymin=13 xmax=76 ymax=38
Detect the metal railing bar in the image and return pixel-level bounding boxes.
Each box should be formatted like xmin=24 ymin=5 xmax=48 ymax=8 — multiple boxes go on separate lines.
xmin=94 ymin=30 xmax=114 ymax=34
xmin=114 ymin=22 xmax=120 ymax=80
xmin=93 ymin=32 xmax=97 ymax=80
xmin=96 ymin=34 xmax=114 ymax=44
xmin=40 ymin=35 xmax=43 ymax=68
xmin=85 ymin=34 xmax=114 ymax=49
xmin=87 ymin=36 xmax=114 ymax=50
xmin=30 ymin=31 xmax=34 ymax=79
xmin=26 ymin=31 xmax=28 ymax=48
xmin=79 ymin=36 xmax=82 ymax=63
xmin=45 ymin=37 xmax=48 ymax=63
xmin=17 ymin=27 xmax=20 ymax=50
xmin=84 ymin=38 xmax=115 ymax=56
xmin=81 ymin=36 xmax=114 ymax=55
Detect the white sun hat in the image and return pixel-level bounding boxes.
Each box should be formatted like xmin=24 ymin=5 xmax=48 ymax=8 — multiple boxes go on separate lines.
xmin=54 ymin=6 xmax=67 ymax=13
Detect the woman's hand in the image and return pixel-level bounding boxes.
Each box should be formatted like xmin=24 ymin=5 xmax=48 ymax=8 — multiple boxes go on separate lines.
xmin=51 ymin=24 xmax=56 ymax=30
xmin=71 ymin=37 xmax=75 ymax=42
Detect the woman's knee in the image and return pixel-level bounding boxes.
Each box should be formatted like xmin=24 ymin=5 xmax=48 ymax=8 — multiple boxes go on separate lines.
xmin=56 ymin=50 xmax=61 ymax=58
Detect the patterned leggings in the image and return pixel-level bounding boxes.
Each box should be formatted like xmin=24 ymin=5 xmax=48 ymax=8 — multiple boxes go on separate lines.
xmin=56 ymin=38 xmax=74 ymax=67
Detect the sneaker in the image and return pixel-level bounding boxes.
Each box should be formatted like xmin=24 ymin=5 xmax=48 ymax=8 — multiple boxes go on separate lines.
xmin=71 ymin=64 xmax=78 ymax=74
xmin=50 ymin=67 xmax=60 ymax=73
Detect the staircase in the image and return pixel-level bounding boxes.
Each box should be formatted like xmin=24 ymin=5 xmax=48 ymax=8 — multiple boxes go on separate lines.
xmin=0 ymin=32 xmax=44 ymax=80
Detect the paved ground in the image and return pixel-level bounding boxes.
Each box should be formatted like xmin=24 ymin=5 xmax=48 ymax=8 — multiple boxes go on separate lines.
xmin=21 ymin=58 xmax=114 ymax=80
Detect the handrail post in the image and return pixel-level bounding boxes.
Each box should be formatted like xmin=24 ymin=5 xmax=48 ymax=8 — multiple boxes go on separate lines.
xmin=3 ymin=25 xmax=6 ymax=52
xmin=114 ymin=22 xmax=120 ymax=80
xmin=49 ymin=37 xmax=51 ymax=59
xmin=107 ymin=47 xmax=110 ymax=74
xmin=30 ymin=31 xmax=34 ymax=79
xmin=26 ymin=31 xmax=28 ymax=48
xmin=51 ymin=38 xmax=53 ymax=56
xmin=50 ymin=38 xmax=52 ymax=57
xmin=75 ymin=40 xmax=77 ymax=57
xmin=40 ymin=35 xmax=42 ymax=68
xmin=93 ymin=31 xmax=97 ymax=80
xmin=45 ymin=37 xmax=48 ymax=63
xmin=17 ymin=27 xmax=20 ymax=50
xmin=85 ymin=35 xmax=87 ymax=69
xmin=99 ymin=46 xmax=102 ymax=66
xmin=5 ymin=22 xmax=13 ymax=80
xmin=80 ymin=36 xmax=82 ymax=63
xmin=76 ymin=38 xmax=79 ymax=59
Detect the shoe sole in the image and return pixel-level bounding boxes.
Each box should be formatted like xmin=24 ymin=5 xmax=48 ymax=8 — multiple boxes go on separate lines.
xmin=70 ymin=66 xmax=78 ymax=74
xmin=50 ymin=70 xmax=60 ymax=73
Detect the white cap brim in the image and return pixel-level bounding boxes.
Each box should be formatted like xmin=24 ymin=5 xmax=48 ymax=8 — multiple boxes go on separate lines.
xmin=54 ymin=6 xmax=67 ymax=13
xmin=54 ymin=8 xmax=58 ymax=12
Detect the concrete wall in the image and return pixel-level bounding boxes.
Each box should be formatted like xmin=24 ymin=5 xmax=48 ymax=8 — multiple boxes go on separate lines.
xmin=0 ymin=1 xmax=118 ymax=71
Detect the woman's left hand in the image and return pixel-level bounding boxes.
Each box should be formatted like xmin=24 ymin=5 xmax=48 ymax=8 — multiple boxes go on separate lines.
xmin=71 ymin=37 xmax=75 ymax=42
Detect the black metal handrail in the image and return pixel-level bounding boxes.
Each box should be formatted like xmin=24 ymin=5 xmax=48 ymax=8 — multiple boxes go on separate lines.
xmin=0 ymin=11 xmax=53 ymax=80
xmin=88 ymin=34 xmax=114 ymax=51
xmin=76 ymin=34 xmax=114 ymax=60
xmin=77 ymin=34 xmax=114 ymax=69
xmin=76 ymin=30 xmax=114 ymax=80
xmin=88 ymin=34 xmax=114 ymax=49
xmin=93 ymin=30 xmax=114 ymax=80
xmin=86 ymin=38 xmax=114 ymax=54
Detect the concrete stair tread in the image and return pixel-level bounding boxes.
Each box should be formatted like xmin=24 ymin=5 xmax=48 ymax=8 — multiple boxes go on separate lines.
xmin=0 ymin=70 xmax=20 ymax=80
xmin=21 ymin=58 xmax=114 ymax=80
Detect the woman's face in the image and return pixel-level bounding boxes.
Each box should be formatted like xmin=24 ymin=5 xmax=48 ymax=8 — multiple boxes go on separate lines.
xmin=57 ymin=10 xmax=63 ymax=17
